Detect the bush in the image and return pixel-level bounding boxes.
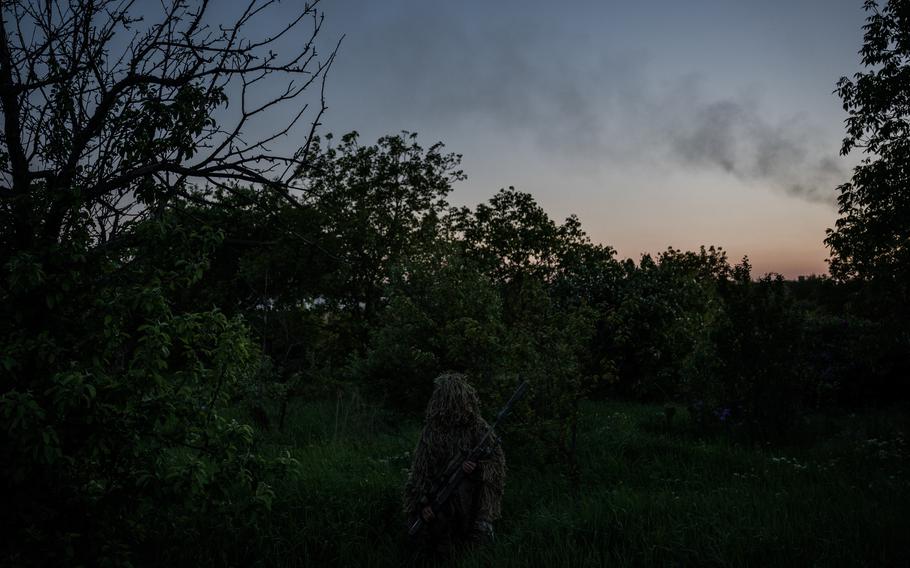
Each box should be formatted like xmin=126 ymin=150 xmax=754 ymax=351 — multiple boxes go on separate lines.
xmin=350 ymin=250 xmax=508 ymax=410
xmin=607 ymin=247 xmax=726 ymax=400
xmin=685 ymin=265 xmax=812 ymax=439
xmin=0 ymin=216 xmax=292 ymax=565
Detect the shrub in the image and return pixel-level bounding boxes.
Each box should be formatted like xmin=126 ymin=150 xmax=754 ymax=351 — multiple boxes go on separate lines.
xmin=0 ymin=217 xmax=292 ymax=564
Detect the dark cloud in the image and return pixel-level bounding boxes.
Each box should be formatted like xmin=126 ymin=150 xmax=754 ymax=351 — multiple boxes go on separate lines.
xmin=324 ymin=0 xmax=849 ymax=204
xmin=666 ymin=94 xmax=847 ymax=203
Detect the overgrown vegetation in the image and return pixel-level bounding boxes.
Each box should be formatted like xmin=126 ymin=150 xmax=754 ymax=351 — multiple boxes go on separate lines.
xmin=197 ymin=398 xmax=909 ymax=567
xmin=1 ymin=0 xmax=908 ymax=565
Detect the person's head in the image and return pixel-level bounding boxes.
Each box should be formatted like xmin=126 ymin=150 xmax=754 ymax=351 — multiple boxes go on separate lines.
xmin=425 ymin=372 xmax=481 ymax=427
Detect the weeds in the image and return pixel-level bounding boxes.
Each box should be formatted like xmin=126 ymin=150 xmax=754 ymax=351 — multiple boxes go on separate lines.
xmin=216 ymin=399 xmax=910 ymax=566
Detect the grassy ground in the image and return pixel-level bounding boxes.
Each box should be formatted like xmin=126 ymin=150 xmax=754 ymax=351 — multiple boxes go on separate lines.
xmin=245 ymin=397 xmax=909 ymax=567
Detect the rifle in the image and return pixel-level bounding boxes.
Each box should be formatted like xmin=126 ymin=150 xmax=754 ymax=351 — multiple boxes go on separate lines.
xmin=408 ymin=380 xmax=529 ymax=537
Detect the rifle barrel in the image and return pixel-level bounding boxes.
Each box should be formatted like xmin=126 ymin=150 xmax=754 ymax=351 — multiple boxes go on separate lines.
xmin=495 ymin=381 xmax=529 ymax=424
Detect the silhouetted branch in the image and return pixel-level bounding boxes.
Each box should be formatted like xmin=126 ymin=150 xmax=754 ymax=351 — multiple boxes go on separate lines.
xmin=0 ymin=0 xmax=340 ymax=244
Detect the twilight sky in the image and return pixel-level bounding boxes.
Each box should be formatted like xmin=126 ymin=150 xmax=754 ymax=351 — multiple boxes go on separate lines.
xmin=307 ymin=0 xmax=866 ymax=277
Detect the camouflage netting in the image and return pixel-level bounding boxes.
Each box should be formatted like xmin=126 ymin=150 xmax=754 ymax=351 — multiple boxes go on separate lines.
xmin=403 ymin=373 xmax=506 ymax=521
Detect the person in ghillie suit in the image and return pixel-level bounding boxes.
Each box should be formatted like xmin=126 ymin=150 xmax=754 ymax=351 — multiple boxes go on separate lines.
xmin=403 ymin=373 xmax=506 ymax=557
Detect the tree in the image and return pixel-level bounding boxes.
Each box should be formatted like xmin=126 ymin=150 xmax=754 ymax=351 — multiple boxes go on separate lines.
xmin=351 ymin=247 xmax=508 ymax=410
xmin=449 ymin=188 xmax=611 ymax=484
xmin=826 ymin=0 xmax=910 ymax=292
xmin=0 ymin=1 xmax=337 ymax=562
xmin=825 ymin=0 xmax=910 ymax=397
xmin=0 ymin=0 xmax=338 ymax=252
xmin=451 ymin=187 xmax=575 ymax=285
xmin=301 ymin=131 xmax=463 ymax=324
xmin=604 ymin=247 xmax=726 ymax=400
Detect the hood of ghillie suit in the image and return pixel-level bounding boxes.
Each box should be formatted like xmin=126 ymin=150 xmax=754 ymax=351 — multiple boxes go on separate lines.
xmin=403 ymin=373 xmax=506 ymax=521
xmin=424 ymin=372 xmax=483 ymax=427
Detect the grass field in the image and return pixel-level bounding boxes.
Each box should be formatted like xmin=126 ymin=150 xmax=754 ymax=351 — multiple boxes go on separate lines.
xmin=237 ymin=398 xmax=909 ymax=567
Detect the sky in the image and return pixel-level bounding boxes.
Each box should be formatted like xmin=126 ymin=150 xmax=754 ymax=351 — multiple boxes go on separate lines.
xmin=304 ymin=0 xmax=867 ymax=277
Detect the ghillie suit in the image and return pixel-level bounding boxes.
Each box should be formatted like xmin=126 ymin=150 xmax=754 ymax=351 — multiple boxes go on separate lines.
xmin=403 ymin=373 xmax=506 ymax=556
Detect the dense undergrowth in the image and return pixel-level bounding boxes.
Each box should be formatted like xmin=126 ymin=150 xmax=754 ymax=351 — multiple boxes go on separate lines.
xmin=195 ymin=398 xmax=910 ymax=567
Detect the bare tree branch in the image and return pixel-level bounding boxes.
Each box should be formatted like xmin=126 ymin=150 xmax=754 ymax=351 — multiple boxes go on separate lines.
xmin=0 ymin=0 xmax=340 ymax=244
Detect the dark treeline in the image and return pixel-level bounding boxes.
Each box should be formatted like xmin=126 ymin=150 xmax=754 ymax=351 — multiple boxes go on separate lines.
xmin=2 ymin=0 xmax=908 ymax=565
xmin=189 ymin=132 xmax=907 ymax=437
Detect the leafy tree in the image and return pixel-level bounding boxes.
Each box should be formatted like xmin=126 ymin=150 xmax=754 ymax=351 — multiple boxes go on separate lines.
xmin=302 ymin=132 xmax=464 ymax=325
xmin=175 ymin=132 xmax=467 ymax=420
xmin=0 ymin=1 xmax=336 ymax=562
xmin=825 ymin=0 xmax=910 ymax=397
xmin=1 ymin=212 xmax=297 ymax=564
xmin=448 ymin=188 xmax=611 ymax=482
xmin=827 ymin=0 xmax=910 ymax=287
xmin=607 ymin=247 xmax=726 ymax=400
xmin=450 ymin=187 xmax=593 ymax=286
xmin=694 ymin=270 xmax=812 ymax=439
xmin=352 ymin=248 xmax=508 ymax=410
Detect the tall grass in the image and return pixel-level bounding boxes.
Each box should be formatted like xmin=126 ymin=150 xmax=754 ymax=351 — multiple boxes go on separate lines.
xmin=230 ymin=398 xmax=909 ymax=567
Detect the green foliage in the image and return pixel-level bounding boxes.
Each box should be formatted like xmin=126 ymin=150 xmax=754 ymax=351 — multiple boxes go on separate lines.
xmin=497 ymin=277 xmax=597 ymax=480
xmin=349 ymin=188 xmax=613 ymax=478
xmin=450 ymin=189 xmax=618 ymax=473
xmin=224 ymin=398 xmax=910 ymax=567
xmin=825 ymin=0 xmax=910 ymax=398
xmin=0 ymin=213 xmax=294 ymax=565
xmin=303 ymin=131 xmax=464 ymax=320
xmin=800 ymin=310 xmax=879 ymax=407
xmin=827 ymin=0 xmax=910 ymax=288
xmin=690 ymin=270 xmax=812 ymax=438
xmin=607 ymin=247 xmax=726 ymax=400
xmin=351 ymin=250 xmax=508 ymax=409
xmin=158 ymin=133 xmax=471 ymax=429
xmin=451 ymin=187 xmax=608 ymax=287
